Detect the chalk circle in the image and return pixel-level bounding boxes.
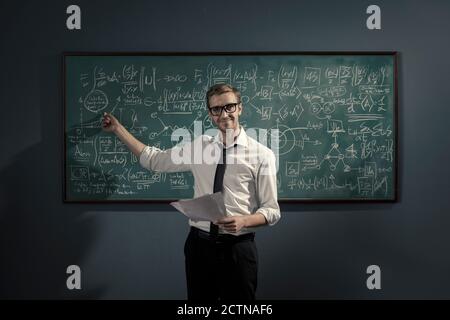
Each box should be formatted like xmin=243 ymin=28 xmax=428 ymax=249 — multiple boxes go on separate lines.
xmin=269 ymin=124 xmax=295 ymax=156
xmin=241 ymin=95 xmax=250 ymax=104
xmin=143 ymin=97 xmax=153 ymax=106
xmin=311 ymin=102 xmax=321 ymax=114
xmin=203 ymin=114 xmax=214 ymax=129
xmin=84 ymin=90 xmax=109 ymax=113
xmin=323 ymin=102 xmax=335 ymax=114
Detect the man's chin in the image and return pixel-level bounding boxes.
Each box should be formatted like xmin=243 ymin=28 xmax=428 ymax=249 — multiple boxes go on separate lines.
xmin=219 ymin=125 xmax=235 ymax=132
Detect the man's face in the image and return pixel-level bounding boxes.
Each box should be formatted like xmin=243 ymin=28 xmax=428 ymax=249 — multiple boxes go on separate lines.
xmin=208 ymin=92 xmax=242 ymax=134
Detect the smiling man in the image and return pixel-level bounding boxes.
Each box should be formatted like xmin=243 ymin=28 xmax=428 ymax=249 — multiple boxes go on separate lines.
xmin=102 ymin=83 xmax=280 ymax=301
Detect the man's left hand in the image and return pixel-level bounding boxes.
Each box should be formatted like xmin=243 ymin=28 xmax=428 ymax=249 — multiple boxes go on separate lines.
xmin=216 ymin=216 xmax=247 ymax=233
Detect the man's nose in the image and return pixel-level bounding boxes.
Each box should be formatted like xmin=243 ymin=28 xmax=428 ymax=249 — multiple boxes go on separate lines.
xmin=219 ymin=110 xmax=229 ymax=119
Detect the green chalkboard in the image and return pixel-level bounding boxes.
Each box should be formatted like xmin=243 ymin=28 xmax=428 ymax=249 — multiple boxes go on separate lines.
xmin=64 ymin=52 xmax=397 ymax=202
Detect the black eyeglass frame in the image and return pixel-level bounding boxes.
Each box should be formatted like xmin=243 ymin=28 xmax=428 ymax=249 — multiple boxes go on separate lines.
xmin=208 ymin=102 xmax=240 ymax=116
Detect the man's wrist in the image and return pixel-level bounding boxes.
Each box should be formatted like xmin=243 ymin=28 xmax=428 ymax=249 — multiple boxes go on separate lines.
xmin=113 ymin=123 xmax=124 ymax=135
xmin=242 ymin=215 xmax=250 ymax=228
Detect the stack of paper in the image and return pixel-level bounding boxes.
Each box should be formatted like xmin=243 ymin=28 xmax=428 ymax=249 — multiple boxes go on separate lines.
xmin=170 ymin=192 xmax=227 ymax=222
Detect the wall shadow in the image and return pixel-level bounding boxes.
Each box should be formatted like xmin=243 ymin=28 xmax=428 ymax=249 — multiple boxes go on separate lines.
xmin=0 ymin=53 xmax=108 ymax=299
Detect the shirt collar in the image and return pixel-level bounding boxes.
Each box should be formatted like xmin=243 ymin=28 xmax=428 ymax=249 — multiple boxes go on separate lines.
xmin=212 ymin=126 xmax=248 ymax=149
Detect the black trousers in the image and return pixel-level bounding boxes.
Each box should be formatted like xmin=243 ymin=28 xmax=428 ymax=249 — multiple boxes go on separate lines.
xmin=184 ymin=227 xmax=258 ymax=301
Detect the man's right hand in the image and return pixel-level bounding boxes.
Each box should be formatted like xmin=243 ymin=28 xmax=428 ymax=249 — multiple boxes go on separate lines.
xmin=101 ymin=112 xmax=146 ymax=158
xmin=102 ymin=112 xmax=120 ymax=133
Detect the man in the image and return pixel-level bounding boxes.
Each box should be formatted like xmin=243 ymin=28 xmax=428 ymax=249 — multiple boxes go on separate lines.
xmin=102 ymin=83 xmax=280 ymax=301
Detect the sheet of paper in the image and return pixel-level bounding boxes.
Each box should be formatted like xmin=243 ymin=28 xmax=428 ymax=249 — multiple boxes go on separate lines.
xmin=170 ymin=192 xmax=227 ymax=222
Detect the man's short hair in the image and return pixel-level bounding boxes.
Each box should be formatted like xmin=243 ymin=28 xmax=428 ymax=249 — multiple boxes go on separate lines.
xmin=206 ymin=84 xmax=241 ymax=107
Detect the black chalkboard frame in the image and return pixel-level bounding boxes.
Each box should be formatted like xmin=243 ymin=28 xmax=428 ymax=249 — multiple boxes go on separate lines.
xmin=63 ymin=51 xmax=398 ymax=203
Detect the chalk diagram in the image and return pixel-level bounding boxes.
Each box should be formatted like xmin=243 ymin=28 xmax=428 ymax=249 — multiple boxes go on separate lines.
xmin=83 ymin=89 xmax=109 ymax=113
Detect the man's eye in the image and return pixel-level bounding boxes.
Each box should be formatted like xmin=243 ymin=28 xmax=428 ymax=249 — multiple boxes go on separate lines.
xmin=225 ymin=104 xmax=236 ymax=111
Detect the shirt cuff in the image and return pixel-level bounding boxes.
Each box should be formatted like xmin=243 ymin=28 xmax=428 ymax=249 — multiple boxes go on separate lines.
xmin=256 ymin=207 xmax=281 ymax=226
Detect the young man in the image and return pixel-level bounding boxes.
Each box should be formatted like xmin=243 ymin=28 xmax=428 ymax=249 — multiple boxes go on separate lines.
xmin=102 ymin=83 xmax=280 ymax=301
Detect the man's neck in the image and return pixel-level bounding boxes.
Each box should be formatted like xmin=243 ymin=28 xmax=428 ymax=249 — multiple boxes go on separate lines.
xmin=221 ymin=125 xmax=241 ymax=146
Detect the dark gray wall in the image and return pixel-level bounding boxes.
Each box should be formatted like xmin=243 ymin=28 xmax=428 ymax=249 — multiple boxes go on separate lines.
xmin=1 ymin=0 xmax=449 ymax=299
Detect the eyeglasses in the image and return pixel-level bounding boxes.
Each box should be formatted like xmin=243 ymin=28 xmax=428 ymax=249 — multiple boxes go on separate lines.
xmin=208 ymin=103 xmax=240 ymax=116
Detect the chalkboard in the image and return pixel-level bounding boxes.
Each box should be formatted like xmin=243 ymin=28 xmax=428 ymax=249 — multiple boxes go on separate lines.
xmin=64 ymin=52 xmax=397 ymax=202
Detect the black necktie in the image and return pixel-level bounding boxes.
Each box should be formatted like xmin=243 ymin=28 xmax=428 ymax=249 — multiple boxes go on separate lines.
xmin=210 ymin=142 xmax=239 ymax=235
xmin=210 ymin=146 xmax=227 ymax=236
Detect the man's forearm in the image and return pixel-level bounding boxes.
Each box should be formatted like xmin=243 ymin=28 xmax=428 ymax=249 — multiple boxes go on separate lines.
xmin=114 ymin=124 xmax=147 ymax=158
xmin=244 ymin=212 xmax=268 ymax=228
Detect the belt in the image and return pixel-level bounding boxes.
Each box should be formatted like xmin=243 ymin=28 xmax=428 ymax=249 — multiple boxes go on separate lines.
xmin=190 ymin=227 xmax=255 ymax=244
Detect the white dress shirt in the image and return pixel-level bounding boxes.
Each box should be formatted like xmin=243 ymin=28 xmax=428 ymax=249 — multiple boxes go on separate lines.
xmin=139 ymin=127 xmax=281 ymax=235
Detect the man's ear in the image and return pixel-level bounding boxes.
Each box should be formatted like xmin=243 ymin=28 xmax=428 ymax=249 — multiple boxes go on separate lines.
xmin=238 ymin=104 xmax=242 ymax=115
